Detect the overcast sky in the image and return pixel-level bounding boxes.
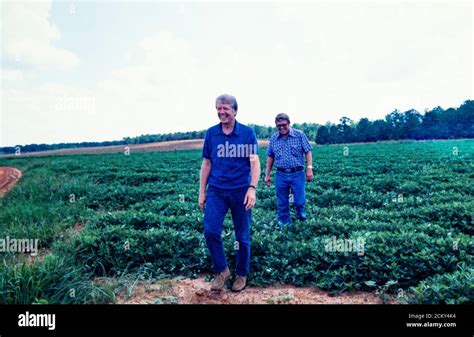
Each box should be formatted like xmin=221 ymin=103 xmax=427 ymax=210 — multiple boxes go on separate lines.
xmin=1 ymin=0 xmax=472 ymax=147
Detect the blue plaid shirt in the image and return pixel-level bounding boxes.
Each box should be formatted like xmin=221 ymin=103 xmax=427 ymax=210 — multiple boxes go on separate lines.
xmin=266 ymin=128 xmax=312 ymax=169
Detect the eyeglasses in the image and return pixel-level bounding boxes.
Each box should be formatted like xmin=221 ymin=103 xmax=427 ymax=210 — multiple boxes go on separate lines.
xmin=276 ymin=123 xmax=289 ymax=129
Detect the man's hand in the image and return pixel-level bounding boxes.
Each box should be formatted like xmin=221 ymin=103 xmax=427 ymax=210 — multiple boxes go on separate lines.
xmin=306 ymin=168 xmax=314 ymax=182
xmin=199 ymin=191 xmax=206 ymax=210
xmin=265 ymin=174 xmax=271 ymax=187
xmin=243 ymin=188 xmax=256 ymax=210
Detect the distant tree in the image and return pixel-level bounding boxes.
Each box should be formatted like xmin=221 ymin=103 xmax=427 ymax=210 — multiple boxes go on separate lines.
xmin=328 ymin=124 xmax=339 ymax=144
xmin=402 ymin=109 xmax=423 ymax=139
xmin=372 ymin=119 xmax=390 ymax=141
xmin=454 ymin=100 xmax=474 ymax=138
xmin=337 ymin=117 xmax=354 ymax=143
xmin=316 ymin=125 xmax=330 ymax=144
xmin=422 ymin=107 xmax=443 ymax=139
xmin=304 ymin=123 xmax=317 ymax=141
xmin=385 ymin=110 xmax=405 ymax=140
xmin=355 ymin=118 xmax=371 ymax=142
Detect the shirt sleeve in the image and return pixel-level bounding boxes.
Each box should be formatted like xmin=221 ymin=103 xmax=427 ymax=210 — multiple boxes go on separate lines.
xmin=249 ymin=129 xmax=258 ymax=155
xmin=266 ymin=137 xmax=275 ymax=157
xmin=301 ymin=132 xmax=313 ymax=153
xmin=202 ymin=129 xmax=211 ymax=159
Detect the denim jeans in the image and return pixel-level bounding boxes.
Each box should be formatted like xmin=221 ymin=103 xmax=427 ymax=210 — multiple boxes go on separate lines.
xmin=275 ymin=170 xmax=306 ymax=226
xmin=203 ymin=185 xmax=251 ymax=276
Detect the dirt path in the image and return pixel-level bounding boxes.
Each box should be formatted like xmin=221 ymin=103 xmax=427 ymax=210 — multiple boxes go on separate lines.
xmin=115 ymin=276 xmax=391 ymax=304
xmin=0 ymin=167 xmax=22 ymax=197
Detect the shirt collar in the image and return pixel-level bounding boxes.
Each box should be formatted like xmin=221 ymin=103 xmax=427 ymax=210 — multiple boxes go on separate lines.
xmin=278 ymin=127 xmax=295 ymax=139
xmin=218 ymin=120 xmax=240 ymax=136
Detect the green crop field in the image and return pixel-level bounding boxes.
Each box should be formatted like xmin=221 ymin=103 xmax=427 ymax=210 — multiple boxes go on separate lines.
xmin=0 ymin=139 xmax=472 ymax=304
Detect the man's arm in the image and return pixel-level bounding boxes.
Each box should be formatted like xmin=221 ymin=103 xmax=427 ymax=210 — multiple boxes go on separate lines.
xmin=244 ymin=155 xmax=260 ymax=210
xmin=305 ymin=151 xmax=313 ymax=182
xmin=265 ymin=156 xmax=274 ymax=187
xmin=199 ymin=158 xmax=212 ymax=210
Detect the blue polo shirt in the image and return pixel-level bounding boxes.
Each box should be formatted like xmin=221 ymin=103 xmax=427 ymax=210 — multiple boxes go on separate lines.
xmin=203 ymin=121 xmax=258 ymax=190
xmin=266 ymin=128 xmax=312 ymax=169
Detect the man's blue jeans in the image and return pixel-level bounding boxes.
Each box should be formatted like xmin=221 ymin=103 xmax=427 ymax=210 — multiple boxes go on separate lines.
xmin=275 ymin=170 xmax=306 ymax=226
xmin=203 ymin=185 xmax=251 ymax=276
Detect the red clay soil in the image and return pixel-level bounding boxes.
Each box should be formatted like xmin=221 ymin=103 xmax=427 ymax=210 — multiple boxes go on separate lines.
xmin=114 ymin=276 xmax=392 ymax=304
xmin=0 ymin=167 xmax=22 ymax=197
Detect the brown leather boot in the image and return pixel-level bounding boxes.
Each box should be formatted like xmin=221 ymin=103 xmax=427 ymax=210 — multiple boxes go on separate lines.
xmin=231 ymin=275 xmax=247 ymax=292
xmin=210 ymin=267 xmax=231 ymax=291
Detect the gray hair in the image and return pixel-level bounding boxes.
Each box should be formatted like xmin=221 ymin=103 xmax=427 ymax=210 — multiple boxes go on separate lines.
xmin=216 ymin=94 xmax=238 ymax=112
xmin=275 ymin=113 xmax=290 ymax=124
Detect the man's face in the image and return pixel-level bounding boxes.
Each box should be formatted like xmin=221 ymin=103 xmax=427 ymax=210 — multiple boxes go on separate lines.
xmin=216 ymin=101 xmax=236 ymax=124
xmin=276 ymin=120 xmax=290 ymax=136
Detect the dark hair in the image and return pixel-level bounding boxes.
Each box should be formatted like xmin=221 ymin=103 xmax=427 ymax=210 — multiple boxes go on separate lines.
xmin=275 ymin=113 xmax=290 ymax=124
xmin=216 ymin=94 xmax=238 ymax=112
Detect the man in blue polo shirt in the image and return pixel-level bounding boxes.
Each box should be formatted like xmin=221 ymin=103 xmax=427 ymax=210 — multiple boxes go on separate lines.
xmin=265 ymin=113 xmax=313 ymax=228
xmin=199 ymin=94 xmax=260 ymax=292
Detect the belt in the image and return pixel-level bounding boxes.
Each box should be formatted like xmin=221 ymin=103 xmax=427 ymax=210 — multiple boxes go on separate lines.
xmin=277 ymin=166 xmax=304 ymax=173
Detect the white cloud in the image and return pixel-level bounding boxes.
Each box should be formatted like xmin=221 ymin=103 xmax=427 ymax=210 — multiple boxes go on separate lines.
xmin=271 ymin=2 xmax=472 ymax=122
xmin=2 ymin=28 xmax=307 ymax=146
xmin=1 ymin=69 xmax=24 ymax=82
xmin=2 ymin=1 xmax=79 ymax=70
xmin=94 ymin=31 xmax=204 ymax=137
xmin=1 ymin=2 xmax=471 ymax=147
xmin=2 ymin=83 xmax=99 ymax=146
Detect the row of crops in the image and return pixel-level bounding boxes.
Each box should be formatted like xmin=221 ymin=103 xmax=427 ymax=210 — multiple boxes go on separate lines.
xmin=0 ymin=140 xmax=472 ymax=303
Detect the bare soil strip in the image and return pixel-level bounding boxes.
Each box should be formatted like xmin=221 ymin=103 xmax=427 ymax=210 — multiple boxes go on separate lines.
xmin=0 ymin=139 xmax=270 ymax=158
xmin=114 ymin=276 xmax=392 ymax=304
xmin=0 ymin=167 xmax=22 ymax=197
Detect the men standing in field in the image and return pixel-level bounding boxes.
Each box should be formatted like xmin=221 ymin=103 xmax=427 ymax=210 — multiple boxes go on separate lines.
xmin=199 ymin=94 xmax=260 ymax=292
xmin=265 ymin=113 xmax=313 ymax=228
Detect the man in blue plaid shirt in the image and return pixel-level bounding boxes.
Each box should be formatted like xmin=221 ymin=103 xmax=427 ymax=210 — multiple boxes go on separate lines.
xmin=265 ymin=113 xmax=313 ymax=228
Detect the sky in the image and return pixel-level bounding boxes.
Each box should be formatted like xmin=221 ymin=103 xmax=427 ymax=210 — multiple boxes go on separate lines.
xmin=1 ymin=0 xmax=472 ymax=147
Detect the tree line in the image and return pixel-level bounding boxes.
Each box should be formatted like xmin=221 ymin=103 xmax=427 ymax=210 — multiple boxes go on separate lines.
xmin=315 ymin=100 xmax=473 ymax=144
xmin=1 ymin=100 xmax=472 ymax=154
